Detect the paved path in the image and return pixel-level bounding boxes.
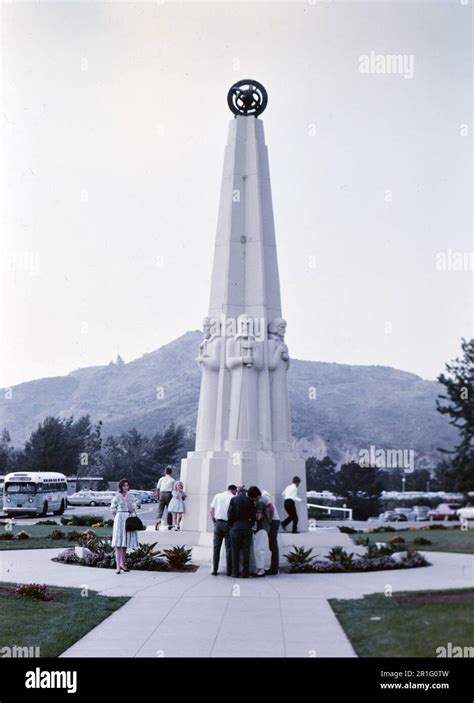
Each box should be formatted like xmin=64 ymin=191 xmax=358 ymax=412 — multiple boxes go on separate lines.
xmin=1 ymin=549 xmax=472 ymax=658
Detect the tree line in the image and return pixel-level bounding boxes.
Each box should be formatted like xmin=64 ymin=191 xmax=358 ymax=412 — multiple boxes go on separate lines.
xmin=305 ymin=338 xmax=474 ymax=519
xmin=0 ymin=418 xmax=186 ymax=490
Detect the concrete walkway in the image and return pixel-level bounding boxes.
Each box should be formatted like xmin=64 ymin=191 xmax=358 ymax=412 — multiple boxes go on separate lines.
xmin=1 ymin=549 xmax=472 ymax=658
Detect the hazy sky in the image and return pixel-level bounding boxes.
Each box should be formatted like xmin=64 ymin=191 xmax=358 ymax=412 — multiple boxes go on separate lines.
xmin=1 ymin=0 xmax=472 ymax=387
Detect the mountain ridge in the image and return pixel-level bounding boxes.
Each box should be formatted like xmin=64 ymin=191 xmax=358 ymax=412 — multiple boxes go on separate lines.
xmin=0 ymin=331 xmax=455 ymax=466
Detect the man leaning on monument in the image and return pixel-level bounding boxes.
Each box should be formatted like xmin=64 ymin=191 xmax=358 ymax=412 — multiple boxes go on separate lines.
xmin=155 ymin=466 xmax=175 ymax=531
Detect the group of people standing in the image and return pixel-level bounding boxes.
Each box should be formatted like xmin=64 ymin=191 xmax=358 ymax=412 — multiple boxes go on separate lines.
xmin=211 ymin=476 xmax=302 ymax=578
xmin=154 ymin=466 xmax=186 ymax=530
xmin=111 ymin=467 xmax=302 ymax=577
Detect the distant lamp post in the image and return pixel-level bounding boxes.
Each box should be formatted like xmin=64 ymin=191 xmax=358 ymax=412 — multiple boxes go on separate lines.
xmin=401 ymin=476 xmax=406 ymax=493
xmin=426 ymin=480 xmax=430 ymax=493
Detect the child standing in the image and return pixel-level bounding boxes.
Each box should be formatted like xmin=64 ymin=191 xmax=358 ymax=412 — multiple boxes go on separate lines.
xmin=168 ymin=481 xmax=186 ymax=530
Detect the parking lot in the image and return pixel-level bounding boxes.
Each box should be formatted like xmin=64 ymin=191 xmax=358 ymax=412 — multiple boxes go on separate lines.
xmin=0 ymin=502 xmax=159 ymax=527
xmin=1 ymin=506 xmax=462 ymax=531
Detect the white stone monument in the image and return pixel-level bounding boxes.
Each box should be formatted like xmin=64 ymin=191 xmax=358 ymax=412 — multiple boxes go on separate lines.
xmin=180 ymin=80 xmax=308 ymax=534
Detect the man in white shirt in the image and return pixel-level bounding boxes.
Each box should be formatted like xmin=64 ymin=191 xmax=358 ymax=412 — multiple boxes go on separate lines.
xmin=281 ymin=476 xmax=302 ymax=534
xmin=210 ymin=485 xmax=238 ymax=575
xmin=261 ymin=489 xmax=280 ymax=574
xmin=155 ymin=467 xmax=176 ymax=530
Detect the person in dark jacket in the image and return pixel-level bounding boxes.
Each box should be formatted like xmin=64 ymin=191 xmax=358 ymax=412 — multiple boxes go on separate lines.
xmin=227 ymin=486 xmax=256 ymax=578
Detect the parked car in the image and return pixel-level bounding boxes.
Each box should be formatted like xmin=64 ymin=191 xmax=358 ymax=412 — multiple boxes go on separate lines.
xmin=428 ymin=503 xmax=461 ymax=521
xmin=67 ymin=491 xmax=113 ymax=507
xmin=144 ymin=491 xmax=157 ymax=503
xmin=413 ymin=505 xmax=430 ymax=521
xmin=457 ymin=505 xmax=474 ymax=520
xmin=394 ymin=507 xmax=416 ymax=521
xmin=136 ymin=491 xmax=153 ymax=503
xmin=128 ymin=490 xmax=143 ymax=508
xmin=378 ymin=510 xmax=398 ymax=522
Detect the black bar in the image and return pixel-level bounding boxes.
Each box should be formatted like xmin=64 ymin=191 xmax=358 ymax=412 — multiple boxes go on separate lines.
xmin=0 ymin=658 xmax=472 ymax=701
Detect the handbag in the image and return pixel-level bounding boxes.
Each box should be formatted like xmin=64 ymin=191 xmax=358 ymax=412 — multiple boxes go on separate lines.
xmin=125 ymin=515 xmax=145 ymax=531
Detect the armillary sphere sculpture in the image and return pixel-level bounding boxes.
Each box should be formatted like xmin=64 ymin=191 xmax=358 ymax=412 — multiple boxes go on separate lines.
xmin=227 ymin=79 xmax=268 ymax=117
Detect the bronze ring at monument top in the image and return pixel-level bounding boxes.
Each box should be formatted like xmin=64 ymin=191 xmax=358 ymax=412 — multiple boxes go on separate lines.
xmin=227 ymin=79 xmax=268 ymax=117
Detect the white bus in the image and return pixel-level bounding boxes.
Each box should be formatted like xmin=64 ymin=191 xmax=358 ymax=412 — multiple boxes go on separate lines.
xmin=3 ymin=472 xmax=68 ymax=517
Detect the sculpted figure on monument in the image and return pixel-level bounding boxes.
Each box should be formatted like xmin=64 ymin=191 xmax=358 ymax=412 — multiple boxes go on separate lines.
xmin=268 ymin=318 xmax=291 ymax=444
xmin=226 ymin=314 xmax=263 ymax=441
xmin=195 ymin=317 xmax=222 ymax=447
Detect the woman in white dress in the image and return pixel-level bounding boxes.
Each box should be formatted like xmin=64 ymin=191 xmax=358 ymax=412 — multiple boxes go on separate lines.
xmin=168 ymin=481 xmax=186 ymax=530
xmin=110 ymin=478 xmax=139 ymax=574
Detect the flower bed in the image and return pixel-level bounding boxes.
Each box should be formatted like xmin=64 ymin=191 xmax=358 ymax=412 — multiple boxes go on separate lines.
xmin=53 ymin=540 xmax=197 ymax=572
xmin=283 ymin=545 xmax=430 ymax=574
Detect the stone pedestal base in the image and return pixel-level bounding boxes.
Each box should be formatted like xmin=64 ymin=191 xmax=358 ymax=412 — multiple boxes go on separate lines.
xmin=179 ymin=449 xmax=308 ymax=533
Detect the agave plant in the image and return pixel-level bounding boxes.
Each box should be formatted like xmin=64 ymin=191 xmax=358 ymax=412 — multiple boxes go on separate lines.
xmin=162 ymin=545 xmax=192 ymax=569
xmin=283 ymin=546 xmax=317 ymax=573
xmin=325 ymin=546 xmax=354 ymax=566
xmin=355 ymin=536 xmax=370 ymax=547
xmin=133 ymin=542 xmax=162 ymax=559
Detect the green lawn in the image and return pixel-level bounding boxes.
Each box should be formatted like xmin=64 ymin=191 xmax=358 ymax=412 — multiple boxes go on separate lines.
xmin=0 ymin=524 xmax=112 ymax=550
xmin=330 ymin=589 xmax=474 ymax=657
xmin=350 ymin=528 xmax=474 ymax=554
xmin=0 ymin=582 xmax=128 ymax=657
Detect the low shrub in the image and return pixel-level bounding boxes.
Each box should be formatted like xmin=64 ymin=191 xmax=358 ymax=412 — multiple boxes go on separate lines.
xmin=310 ymin=561 xmax=345 ymax=573
xmin=283 ymin=550 xmax=429 ymax=574
xmin=400 ymin=551 xmax=430 ymax=568
xmin=126 ymin=555 xmax=169 ymax=571
xmin=162 ymin=545 xmax=193 ymax=570
xmin=359 ymin=554 xmax=424 ymax=572
xmin=36 ymin=520 xmax=58 ymax=526
xmin=128 ymin=542 xmax=161 ymax=559
xmin=82 ymin=552 xmax=116 ymax=569
xmin=66 ymin=531 xmax=84 ymax=541
xmin=283 ymin=546 xmax=317 ymax=573
xmin=15 ymin=583 xmax=55 ymax=601
xmin=0 ymin=532 xmax=13 ymax=541
xmin=14 ymin=531 xmax=30 ymax=540
xmin=124 ymin=543 xmax=170 ymax=572
xmin=49 ymin=529 xmax=66 ymax=540
xmin=326 ymin=546 xmax=354 ymax=567
xmin=413 ymin=537 xmax=432 ymax=546
xmin=53 ymin=548 xmax=80 ymax=565
xmin=355 ymin=536 xmax=370 ymax=547
xmin=54 ymin=547 xmax=170 ymax=572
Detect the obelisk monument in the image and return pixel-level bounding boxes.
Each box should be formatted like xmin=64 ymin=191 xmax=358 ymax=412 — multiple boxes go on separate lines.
xmin=180 ymin=80 xmax=307 ymax=533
